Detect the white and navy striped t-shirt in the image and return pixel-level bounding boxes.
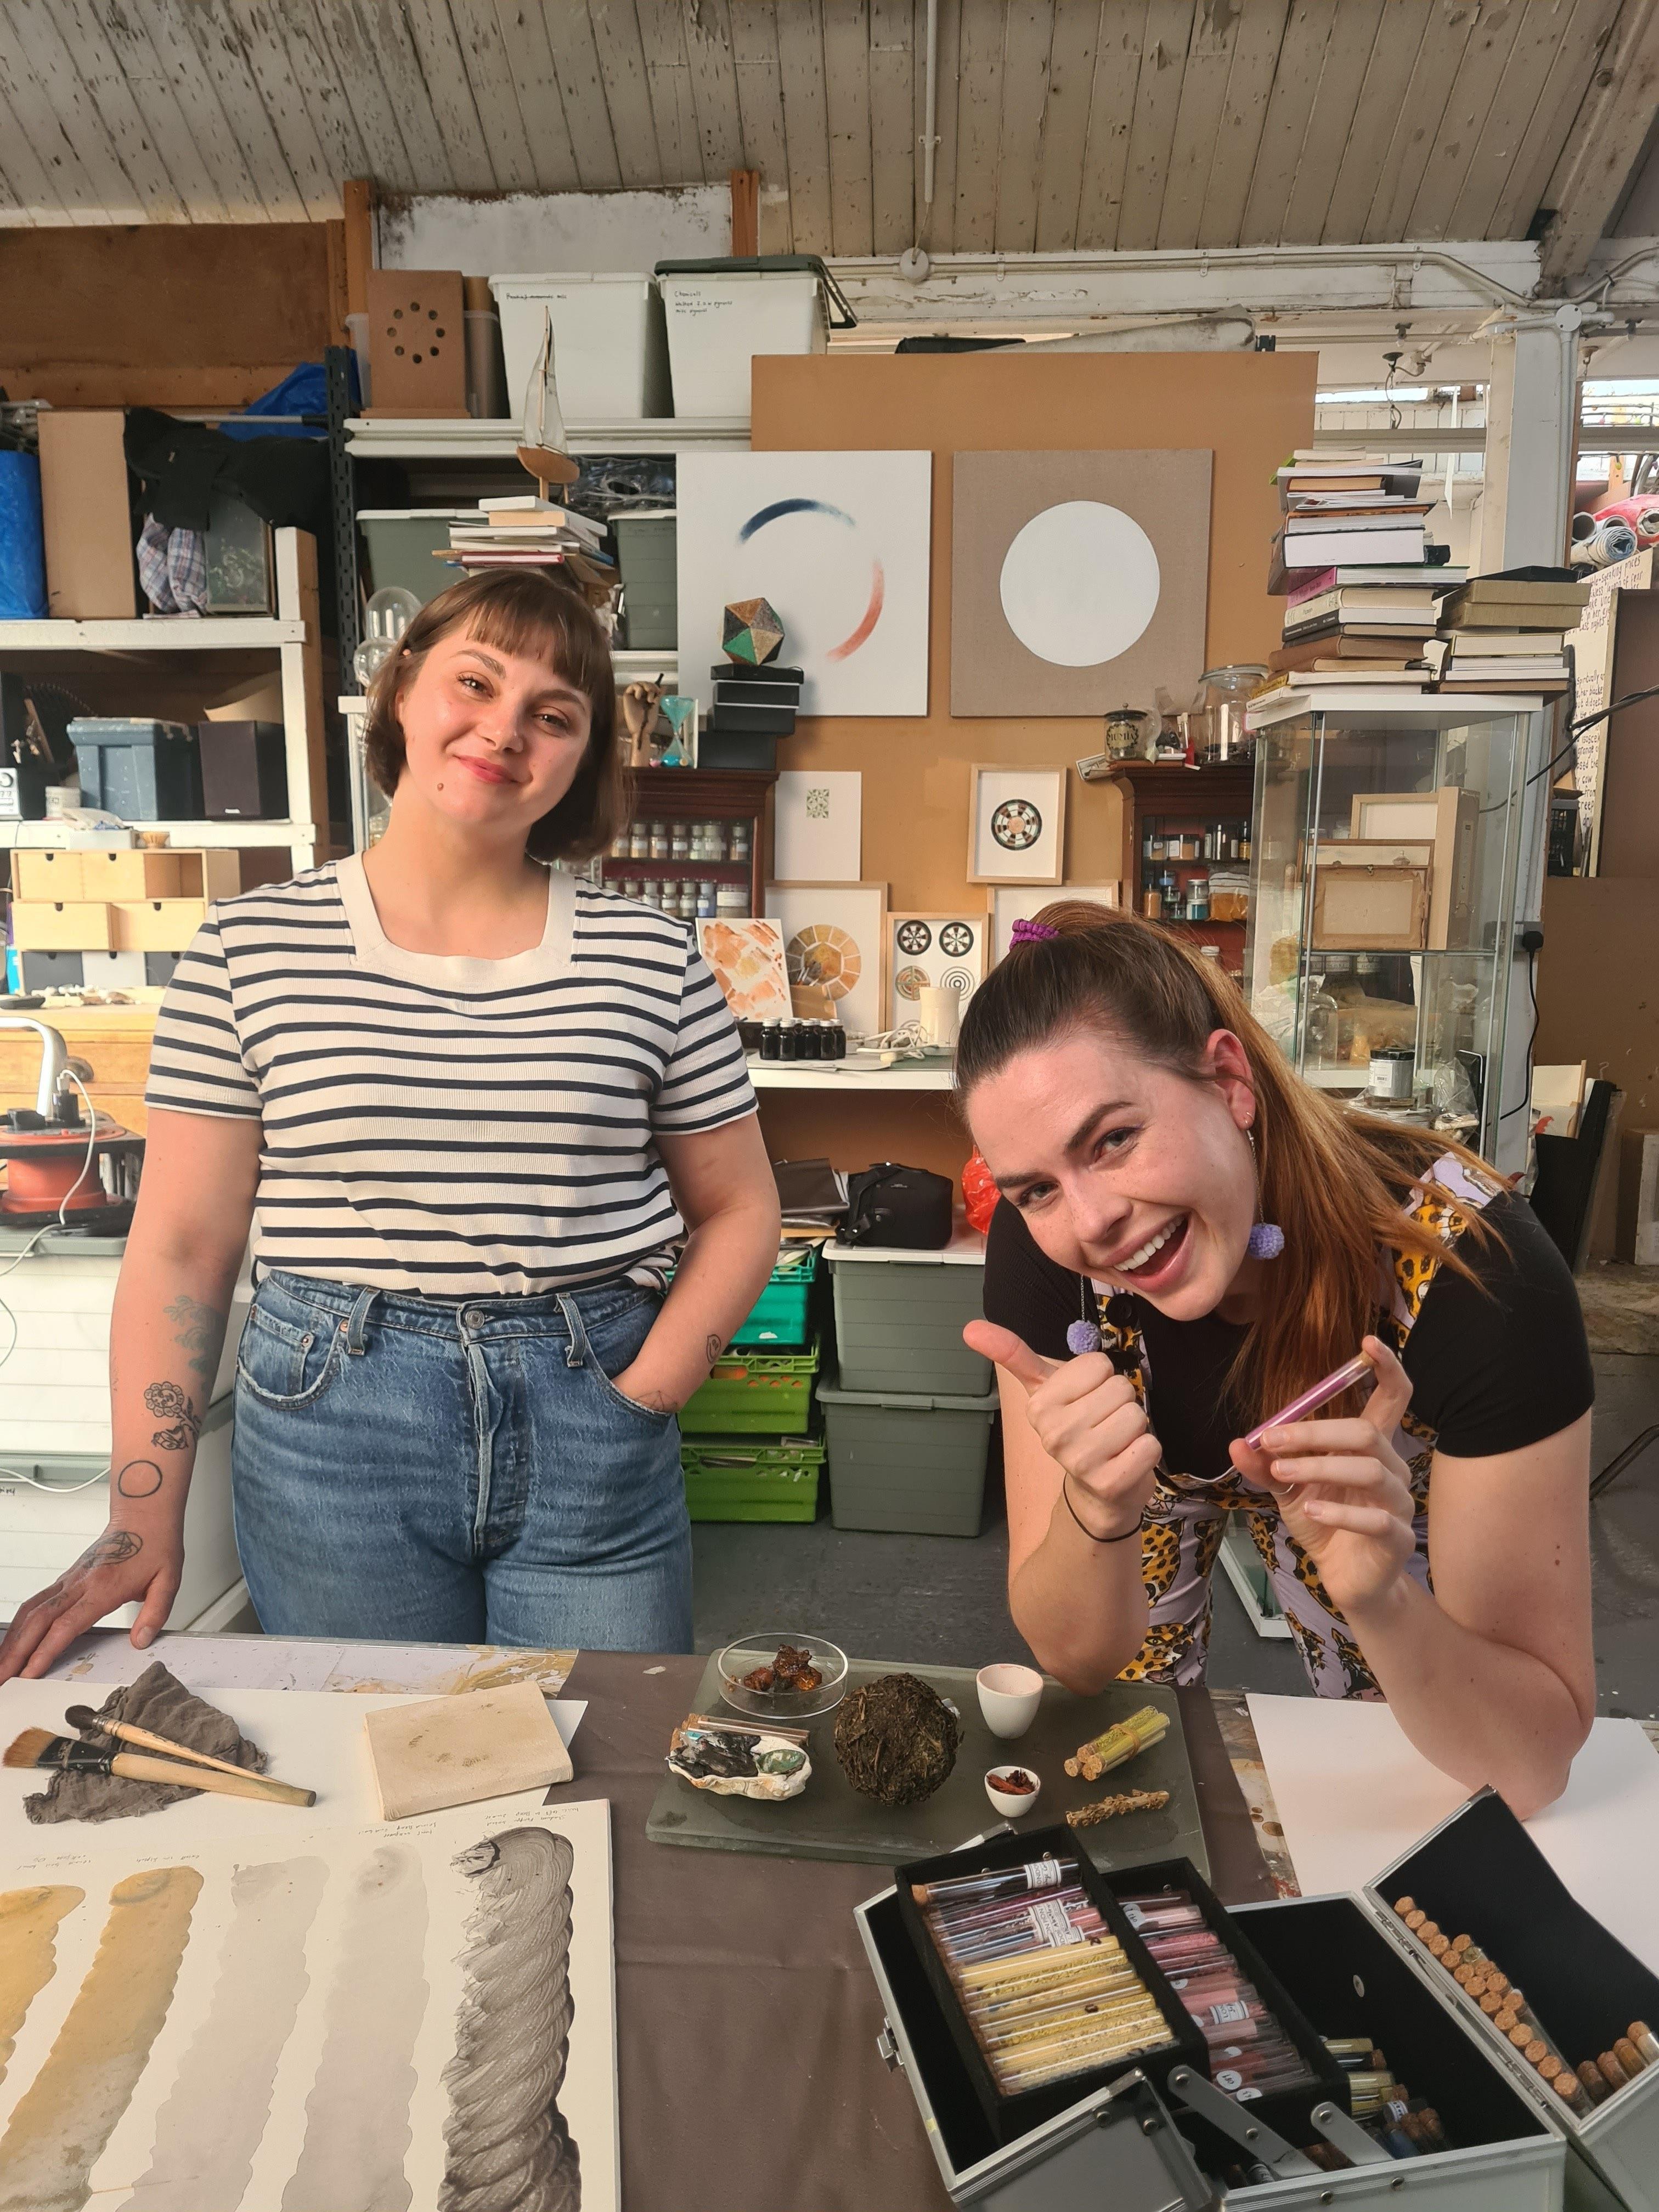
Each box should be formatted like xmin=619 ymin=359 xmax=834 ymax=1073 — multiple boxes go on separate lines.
xmin=144 ymin=857 xmax=757 ymax=1298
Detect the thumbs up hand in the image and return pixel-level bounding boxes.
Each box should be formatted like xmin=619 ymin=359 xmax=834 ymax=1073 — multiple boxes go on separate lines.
xmin=964 ymin=1321 xmax=1163 ymax=1539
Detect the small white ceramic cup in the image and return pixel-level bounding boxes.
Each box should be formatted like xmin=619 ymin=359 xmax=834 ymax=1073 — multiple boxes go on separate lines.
xmin=985 ymin=1764 xmax=1042 ymax=1818
xmin=977 ymin=1662 xmax=1043 ymax=1740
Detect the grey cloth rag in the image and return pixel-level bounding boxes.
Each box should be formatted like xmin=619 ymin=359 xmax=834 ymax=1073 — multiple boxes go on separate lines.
xmin=25 ymin=1659 xmax=267 ymax=1825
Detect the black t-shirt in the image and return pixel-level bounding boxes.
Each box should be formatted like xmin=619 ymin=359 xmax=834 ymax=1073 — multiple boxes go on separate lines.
xmin=981 ymin=1189 xmax=1592 ymax=1477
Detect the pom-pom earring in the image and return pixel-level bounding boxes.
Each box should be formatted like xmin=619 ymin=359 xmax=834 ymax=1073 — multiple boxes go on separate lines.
xmin=1067 ymin=1275 xmax=1102 ymax=1355
xmin=1245 ymin=1126 xmax=1284 ymax=1260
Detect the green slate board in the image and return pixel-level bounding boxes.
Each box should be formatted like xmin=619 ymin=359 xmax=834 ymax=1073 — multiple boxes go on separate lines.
xmin=645 ymin=1658 xmax=1207 ymax=1880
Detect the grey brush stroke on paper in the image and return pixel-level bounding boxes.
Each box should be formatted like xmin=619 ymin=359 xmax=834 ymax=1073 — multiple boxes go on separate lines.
xmin=440 ymin=1827 xmax=580 ymax=2212
xmin=118 ymin=1857 xmax=328 ymax=2212
xmin=282 ymin=1844 xmax=430 ymax=2212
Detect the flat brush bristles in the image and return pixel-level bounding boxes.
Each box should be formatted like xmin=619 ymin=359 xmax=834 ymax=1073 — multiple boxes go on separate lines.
xmin=3 ymin=1726 xmax=59 ymax=1768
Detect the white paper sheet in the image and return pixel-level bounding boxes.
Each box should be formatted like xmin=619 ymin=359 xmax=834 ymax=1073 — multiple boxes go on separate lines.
xmin=774 ymin=770 xmax=863 ymax=882
xmin=1247 ymin=1693 xmax=1659 ymax=1976
xmin=0 ymin=1798 xmax=617 ymax=2212
xmin=0 ymin=1681 xmax=586 ymax=1853
xmin=42 ymin=1632 xmax=576 ymax=1699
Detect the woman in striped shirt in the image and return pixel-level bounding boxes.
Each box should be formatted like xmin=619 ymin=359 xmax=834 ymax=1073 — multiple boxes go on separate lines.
xmin=0 ymin=571 xmax=780 ymax=1676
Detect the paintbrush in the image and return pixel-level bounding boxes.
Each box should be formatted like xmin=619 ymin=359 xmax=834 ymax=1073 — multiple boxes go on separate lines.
xmin=63 ymin=1703 xmax=283 ymax=1785
xmin=5 ymin=1728 xmax=316 ymax=1807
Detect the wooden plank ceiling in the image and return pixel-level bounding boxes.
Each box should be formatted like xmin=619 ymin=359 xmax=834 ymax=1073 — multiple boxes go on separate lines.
xmin=0 ymin=0 xmax=1644 ymax=258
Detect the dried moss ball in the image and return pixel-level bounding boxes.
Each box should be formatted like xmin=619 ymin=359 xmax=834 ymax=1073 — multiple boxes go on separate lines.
xmin=834 ymin=1672 xmax=960 ymax=1807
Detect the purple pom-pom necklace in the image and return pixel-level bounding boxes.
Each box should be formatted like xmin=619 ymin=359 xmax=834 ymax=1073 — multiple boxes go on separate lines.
xmin=1068 ymin=1275 xmax=1102 ymax=1356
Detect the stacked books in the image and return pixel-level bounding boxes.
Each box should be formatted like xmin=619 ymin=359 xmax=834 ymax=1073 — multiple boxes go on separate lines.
xmin=1269 ymin=563 xmax=1470 ymax=693
xmin=1268 ymin=452 xmax=1437 ymax=596
xmin=1426 ymin=569 xmax=1589 ymax=694
xmin=707 ymin=662 xmax=804 ymax=737
xmin=440 ymin=496 xmax=617 ymax=596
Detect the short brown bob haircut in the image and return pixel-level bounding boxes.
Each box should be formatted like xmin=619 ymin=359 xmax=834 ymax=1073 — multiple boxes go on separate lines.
xmin=363 ymin=567 xmax=627 ymax=863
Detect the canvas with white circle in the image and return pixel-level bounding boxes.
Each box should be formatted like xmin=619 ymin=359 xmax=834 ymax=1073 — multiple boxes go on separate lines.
xmin=998 ymin=501 xmax=1161 ymax=667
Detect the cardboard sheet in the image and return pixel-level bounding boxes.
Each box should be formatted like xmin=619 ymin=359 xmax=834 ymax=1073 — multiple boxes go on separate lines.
xmin=0 ymin=1680 xmax=585 ymax=1851
xmin=1247 ymin=1694 xmax=1659 ymax=1975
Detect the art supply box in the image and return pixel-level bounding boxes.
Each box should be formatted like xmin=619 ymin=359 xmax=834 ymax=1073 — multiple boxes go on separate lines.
xmin=817 ymin=1363 xmax=997 ymax=1537
xmin=489 ymin=272 xmax=671 ymax=421
xmin=859 ymin=1787 xmax=1654 ymax=2209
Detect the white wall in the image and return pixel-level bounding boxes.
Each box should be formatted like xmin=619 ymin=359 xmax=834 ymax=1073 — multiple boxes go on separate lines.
xmin=377 ymin=187 xmax=731 ymax=276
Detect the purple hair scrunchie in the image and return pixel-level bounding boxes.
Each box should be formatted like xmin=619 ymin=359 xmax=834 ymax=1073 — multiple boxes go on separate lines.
xmin=1009 ymin=917 xmax=1059 ymax=947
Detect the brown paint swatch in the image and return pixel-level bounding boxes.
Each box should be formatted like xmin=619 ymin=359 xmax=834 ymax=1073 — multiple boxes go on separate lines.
xmin=0 ymin=1866 xmax=201 ymax=2212
xmin=0 ymin=1887 xmax=85 ymax=2087
xmin=282 ymin=1844 xmax=429 ymax=2212
xmin=117 ymin=1857 xmax=328 ymax=2212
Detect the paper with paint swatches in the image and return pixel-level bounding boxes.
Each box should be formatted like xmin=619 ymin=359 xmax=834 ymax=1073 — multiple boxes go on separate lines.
xmin=0 ymin=1799 xmax=616 ymax=2212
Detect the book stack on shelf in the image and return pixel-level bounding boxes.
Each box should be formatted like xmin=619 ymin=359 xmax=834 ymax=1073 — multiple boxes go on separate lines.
xmin=1425 ymin=568 xmax=1589 ymax=693
xmin=439 ymin=498 xmax=619 ymax=611
xmin=1260 ymin=452 xmax=1457 ymax=704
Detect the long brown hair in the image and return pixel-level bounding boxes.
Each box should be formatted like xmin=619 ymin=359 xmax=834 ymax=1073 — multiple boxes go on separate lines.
xmin=955 ymin=899 xmax=1498 ymax=1425
xmin=364 ymin=568 xmax=627 ymax=862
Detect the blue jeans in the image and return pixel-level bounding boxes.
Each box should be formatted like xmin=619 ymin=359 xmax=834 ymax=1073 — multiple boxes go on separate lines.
xmin=231 ymin=1270 xmax=691 ymax=1651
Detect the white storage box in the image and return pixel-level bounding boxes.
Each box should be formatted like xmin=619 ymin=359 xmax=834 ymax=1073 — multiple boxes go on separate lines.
xmin=654 ymin=256 xmax=853 ymax=417
xmin=489 ymin=273 xmax=670 ymax=421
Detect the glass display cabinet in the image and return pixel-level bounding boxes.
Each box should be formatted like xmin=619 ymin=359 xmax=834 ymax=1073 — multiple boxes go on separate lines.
xmin=1244 ymin=695 xmax=1544 ymax=1164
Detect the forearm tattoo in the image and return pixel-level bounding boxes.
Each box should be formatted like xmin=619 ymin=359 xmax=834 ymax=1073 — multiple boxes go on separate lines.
xmin=143 ymin=1381 xmax=201 ymax=1452
xmin=115 ymin=1459 xmax=163 ymax=1500
xmin=164 ymin=1293 xmax=222 ymax=1385
xmin=706 ymin=1333 xmax=724 ymax=1369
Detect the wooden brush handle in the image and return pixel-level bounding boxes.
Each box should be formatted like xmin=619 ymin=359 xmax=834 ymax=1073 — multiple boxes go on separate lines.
xmin=109 ymin=1751 xmax=316 ymax=1807
xmin=105 ymin=1718 xmax=267 ymax=1781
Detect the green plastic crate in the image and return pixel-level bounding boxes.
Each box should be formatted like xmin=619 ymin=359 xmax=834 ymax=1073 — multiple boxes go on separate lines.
xmin=681 ymin=1435 xmax=825 ymax=1522
xmin=666 ymin=1245 xmax=820 ymax=1348
xmin=679 ymin=1342 xmax=820 ymax=1434
xmin=816 ymin=1366 xmax=997 ymax=1537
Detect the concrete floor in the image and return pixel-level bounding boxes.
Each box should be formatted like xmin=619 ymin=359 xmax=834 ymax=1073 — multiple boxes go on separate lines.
xmin=693 ymin=1352 xmax=1659 ymax=1716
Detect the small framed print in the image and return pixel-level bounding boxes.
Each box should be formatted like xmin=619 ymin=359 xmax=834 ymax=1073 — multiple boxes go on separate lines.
xmin=969 ymin=764 xmax=1066 ymax=884
xmin=764 ymin=880 xmax=888 ymax=1042
xmin=888 ymin=910 xmax=988 ymax=1031
xmin=1310 ymin=864 xmax=1429 ymax=951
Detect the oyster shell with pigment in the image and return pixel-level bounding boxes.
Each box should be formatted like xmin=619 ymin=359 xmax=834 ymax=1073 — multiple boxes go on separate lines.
xmin=666 ymin=1723 xmax=811 ymax=1802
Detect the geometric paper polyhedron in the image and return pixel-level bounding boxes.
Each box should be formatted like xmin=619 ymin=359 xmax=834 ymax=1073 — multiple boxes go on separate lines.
xmin=722 ymin=595 xmax=786 ymax=665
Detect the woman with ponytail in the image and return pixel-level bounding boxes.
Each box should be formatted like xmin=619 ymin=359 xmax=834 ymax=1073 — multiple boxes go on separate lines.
xmin=960 ymin=901 xmax=1593 ymax=1816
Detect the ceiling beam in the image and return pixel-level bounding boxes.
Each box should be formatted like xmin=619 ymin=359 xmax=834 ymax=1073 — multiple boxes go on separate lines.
xmin=1538 ymin=0 xmax=1659 ymax=288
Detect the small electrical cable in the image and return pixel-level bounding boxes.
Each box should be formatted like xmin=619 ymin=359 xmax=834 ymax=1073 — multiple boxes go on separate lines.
xmin=0 ymin=1069 xmax=112 ymax=1492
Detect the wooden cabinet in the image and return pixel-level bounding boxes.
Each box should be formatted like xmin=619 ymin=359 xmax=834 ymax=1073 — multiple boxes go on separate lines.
xmin=602 ymin=767 xmax=776 ymax=916
xmin=1110 ymin=759 xmax=1255 ymax=973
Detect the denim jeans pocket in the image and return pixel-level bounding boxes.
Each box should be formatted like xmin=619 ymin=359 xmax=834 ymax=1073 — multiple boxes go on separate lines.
xmin=568 ymin=1293 xmax=675 ymax=1427
xmin=236 ymin=1301 xmax=347 ymax=1409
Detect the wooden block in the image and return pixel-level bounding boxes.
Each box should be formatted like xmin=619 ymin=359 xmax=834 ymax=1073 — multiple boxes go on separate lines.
xmin=76 ymin=849 xmax=183 ymax=900
xmin=365 ymin=269 xmax=466 ymax=417
xmin=364 ymin=1681 xmax=573 ymax=1821
xmin=13 ymin=850 xmax=86 ymax=900
xmin=10 ymin=901 xmax=114 ymax=950
xmin=110 ymin=899 xmax=208 ymax=951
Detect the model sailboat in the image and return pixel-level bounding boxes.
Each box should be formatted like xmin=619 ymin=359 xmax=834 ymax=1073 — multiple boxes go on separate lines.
xmin=517 ymin=308 xmax=580 ymax=492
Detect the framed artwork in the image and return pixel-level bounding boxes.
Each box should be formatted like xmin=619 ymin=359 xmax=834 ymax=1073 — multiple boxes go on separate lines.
xmin=969 ymin=764 xmax=1066 ymax=884
xmin=951 ymin=450 xmax=1211 ymax=716
xmin=676 ymin=452 xmax=933 ymax=718
xmin=1349 ymin=787 xmax=1478 ymax=950
xmin=696 ymin=917 xmax=792 ymax=1024
xmin=773 ymin=770 xmax=862 ymax=882
xmin=887 ymin=911 xmax=988 ymax=1032
xmin=764 ymin=880 xmax=888 ymax=1042
xmin=991 ymin=882 xmax=1119 ymax=961
xmin=1311 ymin=865 xmax=1429 ymax=951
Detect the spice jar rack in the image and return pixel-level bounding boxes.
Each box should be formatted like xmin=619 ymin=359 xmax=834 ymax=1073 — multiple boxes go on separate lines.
xmin=602 ymin=766 xmax=776 ymax=918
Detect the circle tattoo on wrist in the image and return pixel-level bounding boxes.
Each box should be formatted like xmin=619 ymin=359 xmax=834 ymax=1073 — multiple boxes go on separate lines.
xmin=115 ymin=1459 xmax=164 ymax=1500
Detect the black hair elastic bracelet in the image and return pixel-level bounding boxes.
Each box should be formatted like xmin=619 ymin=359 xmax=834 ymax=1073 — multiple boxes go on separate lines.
xmin=1062 ymin=1476 xmax=1144 ymax=1544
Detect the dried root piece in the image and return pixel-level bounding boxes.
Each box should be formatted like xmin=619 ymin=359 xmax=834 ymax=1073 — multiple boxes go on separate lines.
xmin=1064 ymin=1788 xmax=1170 ymax=1829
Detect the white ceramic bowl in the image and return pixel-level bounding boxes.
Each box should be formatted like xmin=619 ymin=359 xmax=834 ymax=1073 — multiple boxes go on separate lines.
xmin=976 ymin=1662 xmax=1043 ymax=1739
xmin=985 ymin=1764 xmax=1042 ymax=1818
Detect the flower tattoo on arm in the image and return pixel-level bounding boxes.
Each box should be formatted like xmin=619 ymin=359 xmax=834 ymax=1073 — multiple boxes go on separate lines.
xmin=143 ymin=1381 xmax=201 ymax=1452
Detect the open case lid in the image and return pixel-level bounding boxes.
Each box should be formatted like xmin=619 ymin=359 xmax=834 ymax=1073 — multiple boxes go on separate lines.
xmin=1364 ymin=1787 xmax=1659 ymax=2208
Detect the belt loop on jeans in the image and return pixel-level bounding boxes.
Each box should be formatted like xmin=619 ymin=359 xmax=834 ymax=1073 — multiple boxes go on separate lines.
xmin=555 ymin=1291 xmax=586 ymax=1370
xmin=343 ymin=1285 xmax=377 ymax=1356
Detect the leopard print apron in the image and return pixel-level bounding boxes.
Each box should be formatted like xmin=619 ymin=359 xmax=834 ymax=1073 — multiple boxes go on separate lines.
xmin=1101 ymin=1153 xmax=1501 ymax=1699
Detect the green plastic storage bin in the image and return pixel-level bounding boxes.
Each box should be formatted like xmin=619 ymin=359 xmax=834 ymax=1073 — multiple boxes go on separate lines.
xmin=827 ymin=1241 xmax=990 ymax=1395
xmin=613 ymin=511 xmax=677 ymax=650
xmin=666 ymin=1245 xmax=820 ymax=1348
xmin=681 ymin=1435 xmax=824 ymax=1522
xmin=816 ymin=1367 xmax=998 ymax=1537
xmin=679 ymin=1342 xmax=820 ymax=1434
xmin=357 ymin=510 xmax=473 ymax=608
